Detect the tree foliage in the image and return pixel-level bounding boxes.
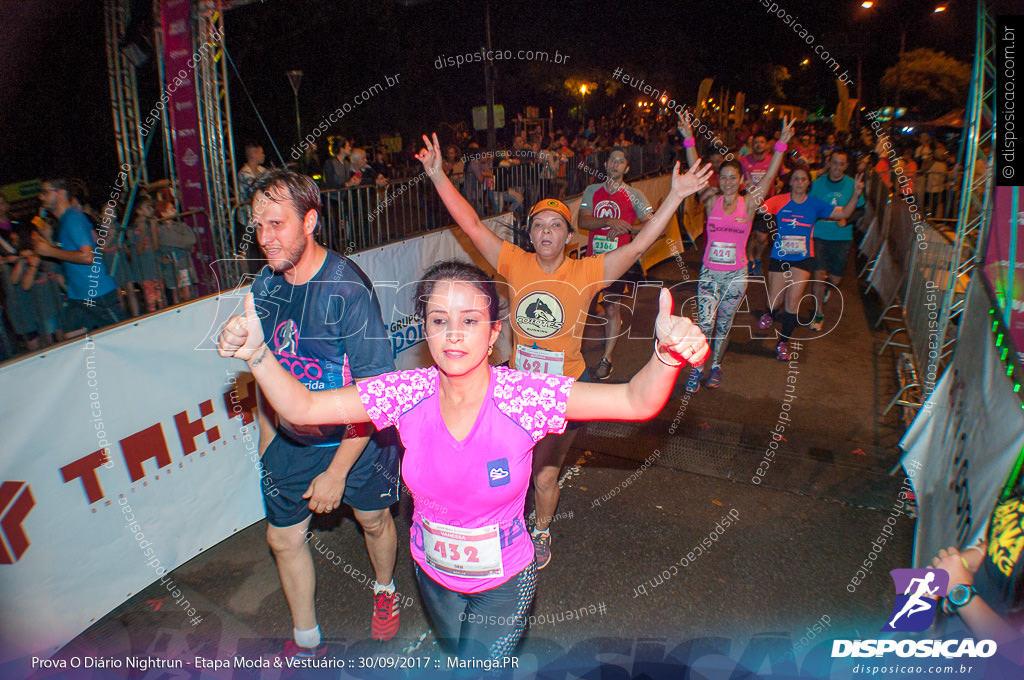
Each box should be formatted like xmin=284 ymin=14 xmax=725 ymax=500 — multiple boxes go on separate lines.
xmin=880 ymin=48 xmax=970 ymax=107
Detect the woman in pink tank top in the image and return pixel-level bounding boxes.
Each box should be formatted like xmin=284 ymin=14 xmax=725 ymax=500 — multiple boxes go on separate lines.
xmin=678 ymin=113 xmax=794 ymax=391
xmin=217 ymin=260 xmax=710 ymax=665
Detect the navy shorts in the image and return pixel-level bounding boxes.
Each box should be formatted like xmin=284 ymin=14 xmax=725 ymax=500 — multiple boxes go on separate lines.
xmin=812 ymin=238 xmax=852 ymax=278
xmin=769 ymin=257 xmax=815 ymax=274
xmin=261 ymin=427 xmax=401 ymax=527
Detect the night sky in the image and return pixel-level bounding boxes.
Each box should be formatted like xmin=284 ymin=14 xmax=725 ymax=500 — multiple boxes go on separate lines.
xmin=0 ymin=0 xmax=988 ymax=196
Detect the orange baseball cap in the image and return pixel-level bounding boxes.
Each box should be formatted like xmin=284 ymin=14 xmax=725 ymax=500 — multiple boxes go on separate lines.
xmin=528 ymin=198 xmax=573 ymax=226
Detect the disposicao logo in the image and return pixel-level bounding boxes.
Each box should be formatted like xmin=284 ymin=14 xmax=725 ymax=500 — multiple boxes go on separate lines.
xmin=883 ymin=568 xmax=948 ymax=632
xmin=831 ymin=568 xmax=997 ymax=660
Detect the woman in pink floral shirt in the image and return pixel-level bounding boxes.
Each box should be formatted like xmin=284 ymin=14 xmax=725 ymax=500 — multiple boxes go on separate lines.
xmin=218 ymin=260 xmax=708 ymax=664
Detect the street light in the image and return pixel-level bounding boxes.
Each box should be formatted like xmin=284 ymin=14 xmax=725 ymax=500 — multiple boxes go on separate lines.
xmin=286 ymin=70 xmax=303 ymax=151
xmin=859 ymin=2 xmax=948 ymax=117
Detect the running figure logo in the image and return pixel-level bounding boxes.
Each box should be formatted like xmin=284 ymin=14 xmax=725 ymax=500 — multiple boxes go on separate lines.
xmin=883 ymin=568 xmax=949 ymax=632
xmin=273 ymin=320 xmax=300 ymax=356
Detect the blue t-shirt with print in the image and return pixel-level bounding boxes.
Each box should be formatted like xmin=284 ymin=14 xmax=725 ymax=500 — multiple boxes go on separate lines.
xmin=809 ymin=174 xmax=864 ymax=241
xmin=57 ymin=207 xmax=116 ymax=299
xmin=763 ymin=194 xmax=835 ymax=262
xmin=251 ymin=250 xmax=394 ymax=447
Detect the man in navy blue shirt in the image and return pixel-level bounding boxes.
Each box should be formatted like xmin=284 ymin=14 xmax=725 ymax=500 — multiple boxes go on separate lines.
xmin=245 ymin=170 xmax=403 ymax=657
xmin=34 ymin=178 xmax=121 ymax=331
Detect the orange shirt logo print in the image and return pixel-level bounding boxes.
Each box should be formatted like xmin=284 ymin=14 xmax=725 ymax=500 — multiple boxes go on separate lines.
xmin=514 ymin=292 xmax=564 ymax=339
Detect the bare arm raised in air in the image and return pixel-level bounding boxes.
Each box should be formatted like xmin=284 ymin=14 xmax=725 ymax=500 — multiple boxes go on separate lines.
xmin=417 ymin=133 xmax=503 ymax=268
xmin=745 ymin=117 xmax=795 ymax=219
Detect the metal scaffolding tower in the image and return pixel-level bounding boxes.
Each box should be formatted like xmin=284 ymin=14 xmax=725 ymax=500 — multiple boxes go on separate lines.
xmin=945 ymin=0 xmax=998 ymax=347
xmin=103 ymin=0 xmax=149 ymax=184
xmin=194 ymin=3 xmax=239 ymax=274
xmin=142 ymin=1 xmax=260 ymax=289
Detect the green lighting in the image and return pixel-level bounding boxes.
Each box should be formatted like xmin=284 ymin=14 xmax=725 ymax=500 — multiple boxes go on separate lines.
xmin=1016 ymin=383 xmax=1022 ymax=393
xmin=1010 ymin=365 xmax=1016 ymax=377
xmin=997 ymin=333 xmax=1005 ymax=347
xmin=1003 ymin=348 xmax=1010 ymax=361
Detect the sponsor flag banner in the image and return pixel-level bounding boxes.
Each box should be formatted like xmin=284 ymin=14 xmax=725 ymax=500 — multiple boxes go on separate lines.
xmin=160 ymin=0 xmax=215 ymax=293
xmin=983 ymin=186 xmax=1024 ymax=353
xmin=901 ymin=279 xmax=1024 ymax=567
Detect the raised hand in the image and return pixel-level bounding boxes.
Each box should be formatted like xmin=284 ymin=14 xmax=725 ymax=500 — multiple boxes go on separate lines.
xmin=779 ymin=115 xmax=796 ymax=145
xmin=217 ymin=292 xmax=265 ymax=361
xmin=676 ymin=110 xmax=694 ymax=139
xmin=671 ymin=160 xmax=713 ymax=199
xmin=415 ymin=132 xmax=444 ymax=177
xmin=654 ymin=288 xmax=709 ymax=365
xmin=854 ymin=172 xmax=865 ymax=194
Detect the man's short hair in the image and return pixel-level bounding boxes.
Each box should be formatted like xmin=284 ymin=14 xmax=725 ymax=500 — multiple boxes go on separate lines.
xmin=45 ymin=177 xmax=90 ymax=204
xmin=44 ymin=177 xmax=70 ymax=193
xmin=249 ymin=169 xmax=321 ymax=229
xmin=829 ymin=149 xmax=848 ymax=162
xmin=331 ymin=137 xmax=350 ymax=156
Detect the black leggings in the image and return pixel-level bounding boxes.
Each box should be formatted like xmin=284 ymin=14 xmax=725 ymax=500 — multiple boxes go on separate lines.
xmin=415 ymin=562 xmax=537 ymax=663
xmin=777 ymin=310 xmax=799 ymax=341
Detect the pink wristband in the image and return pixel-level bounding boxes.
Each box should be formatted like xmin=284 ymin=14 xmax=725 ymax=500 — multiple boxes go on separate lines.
xmin=774 ymin=141 xmax=788 ymax=153
xmin=683 ymin=138 xmax=696 ymax=148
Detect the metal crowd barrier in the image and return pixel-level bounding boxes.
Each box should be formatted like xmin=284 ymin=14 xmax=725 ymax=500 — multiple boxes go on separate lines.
xmin=213 ymin=146 xmax=676 ymax=289
xmin=855 ymin=171 xmax=965 ymax=423
xmin=880 ymin=221 xmax=958 ymax=414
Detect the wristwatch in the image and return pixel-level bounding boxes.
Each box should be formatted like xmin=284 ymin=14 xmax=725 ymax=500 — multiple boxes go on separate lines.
xmin=942 ymin=584 xmax=977 ymax=615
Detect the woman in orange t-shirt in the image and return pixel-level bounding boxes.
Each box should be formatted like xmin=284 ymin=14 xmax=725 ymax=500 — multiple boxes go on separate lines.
xmin=416 ymin=132 xmax=711 ymax=568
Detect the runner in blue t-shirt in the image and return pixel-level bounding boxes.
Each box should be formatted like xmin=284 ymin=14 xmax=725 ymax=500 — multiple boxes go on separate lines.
xmin=244 ymin=170 xmax=404 ymax=657
xmin=34 ymin=179 xmax=122 ymax=332
xmin=756 ymin=167 xmax=863 ymax=359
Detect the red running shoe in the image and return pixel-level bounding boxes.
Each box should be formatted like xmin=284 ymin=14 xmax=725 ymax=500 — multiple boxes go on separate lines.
xmin=372 ymin=591 xmax=401 ymax=642
xmin=275 ymin=640 xmax=327 ymax=662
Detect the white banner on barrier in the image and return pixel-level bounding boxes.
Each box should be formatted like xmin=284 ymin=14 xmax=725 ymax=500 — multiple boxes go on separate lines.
xmin=0 ymin=293 xmax=265 ymax=661
xmin=866 ymin=241 xmax=901 ymax=308
xmin=901 ymin=279 xmax=1024 ymax=567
